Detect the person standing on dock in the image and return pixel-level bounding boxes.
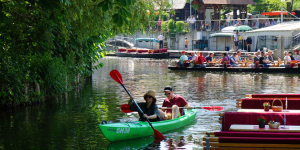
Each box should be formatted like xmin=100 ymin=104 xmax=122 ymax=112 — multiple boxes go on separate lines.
xmin=226 ymin=14 xmax=231 ymax=26
xmin=161 ymin=86 xmax=191 ymax=120
xmin=234 ymin=31 xmax=239 ymax=51
xmin=190 ymin=16 xmax=195 ymax=30
xmin=246 ymin=36 xmax=252 ymax=52
xmin=185 ymin=37 xmax=188 ymax=51
xmin=158 ymin=34 xmax=164 ymax=49
xmin=187 ymin=16 xmax=191 ymax=29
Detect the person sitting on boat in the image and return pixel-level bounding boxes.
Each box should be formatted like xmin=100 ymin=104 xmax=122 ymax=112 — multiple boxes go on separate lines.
xmin=294 ymin=49 xmax=300 ymax=60
xmin=161 ymin=86 xmax=191 ymax=120
xmin=257 ymin=50 xmax=261 ymax=58
xmin=187 ymin=52 xmax=192 ymax=60
xmin=288 ymin=52 xmax=295 ymax=60
xmin=176 ymin=51 xmax=188 ymax=67
xmin=262 ymin=51 xmax=270 ymax=62
xmin=230 ymin=53 xmax=238 ymax=67
xmin=259 ymin=55 xmax=269 ymax=68
xmin=219 ymin=52 xmax=229 ymax=67
xmin=196 ymin=51 xmax=206 ymax=68
xmin=128 ymin=90 xmax=162 ymax=122
xmin=235 ymin=50 xmax=242 ymax=63
xmin=249 ymin=52 xmax=259 ymax=68
xmin=268 ymin=50 xmax=274 ymax=62
xmin=190 ymin=52 xmax=197 ymax=67
xmin=205 ymin=52 xmax=214 ymax=67
xmin=279 ymin=51 xmax=291 ymax=67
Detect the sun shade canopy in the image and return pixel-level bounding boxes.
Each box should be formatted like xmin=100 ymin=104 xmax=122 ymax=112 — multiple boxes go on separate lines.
xmin=261 ymin=11 xmax=295 ymax=16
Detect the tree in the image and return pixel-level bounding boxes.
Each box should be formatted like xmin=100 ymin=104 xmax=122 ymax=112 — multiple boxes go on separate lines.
xmin=0 ymin=0 xmax=169 ymax=106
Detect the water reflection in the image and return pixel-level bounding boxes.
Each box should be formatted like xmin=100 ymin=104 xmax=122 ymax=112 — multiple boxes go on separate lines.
xmin=0 ymin=57 xmax=299 ymax=149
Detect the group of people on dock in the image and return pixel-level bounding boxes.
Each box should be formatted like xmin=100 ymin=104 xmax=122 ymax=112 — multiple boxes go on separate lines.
xmin=175 ymin=49 xmax=300 ymax=68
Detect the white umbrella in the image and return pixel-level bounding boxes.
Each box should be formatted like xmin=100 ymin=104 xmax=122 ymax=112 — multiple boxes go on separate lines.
xmin=221 ymin=26 xmax=236 ymax=33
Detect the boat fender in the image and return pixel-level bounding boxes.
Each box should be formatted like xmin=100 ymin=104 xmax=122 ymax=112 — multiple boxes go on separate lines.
xmin=101 ymin=121 xmax=107 ymax=124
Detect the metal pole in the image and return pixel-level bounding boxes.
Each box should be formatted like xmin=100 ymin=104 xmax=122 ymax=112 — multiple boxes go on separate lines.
xmin=189 ymin=2 xmax=191 ymax=17
xmin=281 ymin=6 xmax=283 ymax=23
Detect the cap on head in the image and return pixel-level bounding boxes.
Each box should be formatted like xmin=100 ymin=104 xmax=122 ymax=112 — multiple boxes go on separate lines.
xmin=294 ymin=49 xmax=299 ymax=53
xmin=185 ymin=37 xmax=187 ymax=39
xmin=164 ymin=86 xmax=172 ymax=92
xmin=182 ymin=51 xmax=185 ymax=54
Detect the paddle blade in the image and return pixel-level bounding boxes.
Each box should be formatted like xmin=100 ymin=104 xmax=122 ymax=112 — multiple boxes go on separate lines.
xmin=153 ymin=129 xmax=165 ymax=141
xmin=110 ymin=70 xmax=123 ymax=84
xmin=202 ymin=106 xmax=223 ymax=111
xmin=120 ymin=104 xmax=133 ymax=113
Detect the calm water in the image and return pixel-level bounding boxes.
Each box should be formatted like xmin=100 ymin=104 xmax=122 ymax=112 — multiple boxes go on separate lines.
xmin=1 ymin=57 xmax=300 ymax=150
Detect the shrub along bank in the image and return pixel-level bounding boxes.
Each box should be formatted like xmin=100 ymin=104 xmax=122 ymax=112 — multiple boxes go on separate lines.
xmin=0 ymin=0 xmax=167 ymax=106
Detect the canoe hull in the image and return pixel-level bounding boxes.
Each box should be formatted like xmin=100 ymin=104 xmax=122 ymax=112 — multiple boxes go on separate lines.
xmin=168 ymin=66 xmax=300 ymax=73
xmin=99 ymin=109 xmax=197 ymax=142
xmin=115 ymin=52 xmax=170 ymax=58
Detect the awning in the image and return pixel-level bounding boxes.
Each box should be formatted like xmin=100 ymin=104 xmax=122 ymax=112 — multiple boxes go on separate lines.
xmin=225 ymin=10 xmax=252 ymax=16
xmin=210 ymin=33 xmax=234 ymax=37
xmin=221 ymin=26 xmax=236 ymax=33
xmin=261 ymin=11 xmax=295 ymax=16
xmin=246 ymin=21 xmax=300 ymax=37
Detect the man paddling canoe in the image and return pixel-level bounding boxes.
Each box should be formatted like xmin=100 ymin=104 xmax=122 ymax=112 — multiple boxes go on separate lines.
xmin=128 ymin=90 xmax=162 ymax=122
xmin=161 ymin=86 xmax=192 ymax=120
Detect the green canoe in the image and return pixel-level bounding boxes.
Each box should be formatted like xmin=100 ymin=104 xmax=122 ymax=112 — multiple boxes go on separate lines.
xmin=99 ymin=109 xmax=197 ymax=142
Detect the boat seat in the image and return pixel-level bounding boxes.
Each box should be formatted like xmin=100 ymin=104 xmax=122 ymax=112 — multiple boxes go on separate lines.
xmin=127 ymin=49 xmax=137 ymax=53
xmin=159 ymin=49 xmax=168 ymax=53
xmin=148 ymin=50 xmax=153 ymax=54
xmin=290 ymin=60 xmax=297 ymax=67
xmin=183 ymin=60 xmax=190 ymax=67
xmin=137 ymin=50 xmax=148 ymax=53
xmin=153 ymin=49 xmax=160 ymax=53
xmin=118 ymin=49 xmax=127 ymax=52
xmin=223 ymin=61 xmax=230 ymax=68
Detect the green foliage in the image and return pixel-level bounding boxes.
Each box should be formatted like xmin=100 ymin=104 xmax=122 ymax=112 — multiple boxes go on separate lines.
xmin=161 ymin=22 xmax=168 ymax=32
xmin=161 ymin=12 xmax=169 ymax=21
xmin=176 ymin=21 xmax=185 ymax=32
xmin=167 ymin=19 xmax=176 ymax=32
xmin=248 ymin=0 xmax=286 ymax=12
xmin=0 ymin=0 xmax=164 ymax=106
xmin=184 ymin=23 xmax=190 ymax=33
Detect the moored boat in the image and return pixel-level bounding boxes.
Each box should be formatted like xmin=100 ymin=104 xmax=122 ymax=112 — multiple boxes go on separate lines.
xmin=99 ymin=109 xmax=197 ymax=142
xmin=115 ymin=48 xmax=170 ymax=58
xmin=168 ymin=66 xmax=300 ymax=73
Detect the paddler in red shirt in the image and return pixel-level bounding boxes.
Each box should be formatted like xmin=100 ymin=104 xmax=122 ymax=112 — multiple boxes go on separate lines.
xmin=160 ymin=86 xmax=191 ymax=120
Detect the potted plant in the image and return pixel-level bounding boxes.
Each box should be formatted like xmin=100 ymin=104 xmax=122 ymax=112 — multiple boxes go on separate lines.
xmin=263 ymin=102 xmax=271 ymax=111
xmin=257 ymin=116 xmax=266 ymax=128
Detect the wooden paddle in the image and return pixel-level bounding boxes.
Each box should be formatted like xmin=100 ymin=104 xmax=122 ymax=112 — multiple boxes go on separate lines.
xmin=110 ymin=69 xmax=165 ymax=141
xmin=121 ymin=104 xmax=223 ymax=113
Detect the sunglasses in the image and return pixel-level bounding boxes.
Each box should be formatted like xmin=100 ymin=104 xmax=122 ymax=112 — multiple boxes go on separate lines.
xmin=146 ymin=96 xmax=152 ymax=99
xmin=165 ymin=93 xmax=171 ymax=96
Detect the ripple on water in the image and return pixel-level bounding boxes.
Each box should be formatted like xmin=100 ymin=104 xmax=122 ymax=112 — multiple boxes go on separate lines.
xmin=0 ymin=57 xmax=300 ymax=149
